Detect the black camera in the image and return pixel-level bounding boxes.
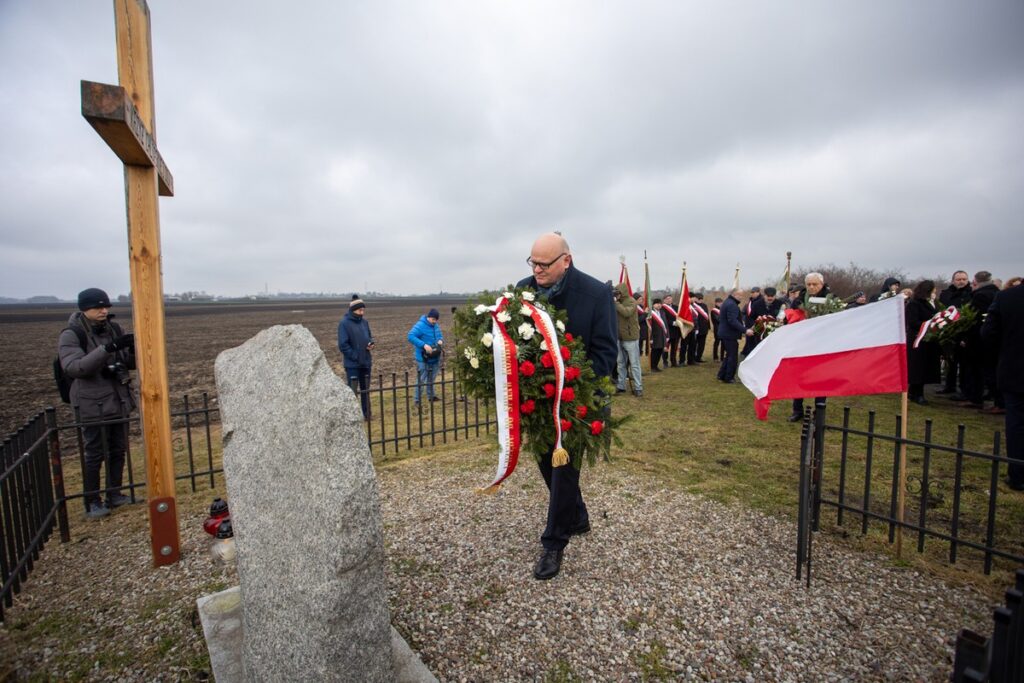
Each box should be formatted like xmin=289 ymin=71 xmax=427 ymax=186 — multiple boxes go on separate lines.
xmin=102 ymin=361 xmax=131 ymax=385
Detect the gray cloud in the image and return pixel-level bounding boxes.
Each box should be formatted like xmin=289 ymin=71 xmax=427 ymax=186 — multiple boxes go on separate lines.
xmin=2 ymin=0 xmax=1022 ymax=299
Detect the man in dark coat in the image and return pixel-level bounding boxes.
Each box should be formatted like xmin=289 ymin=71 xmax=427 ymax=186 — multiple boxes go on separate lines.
xmin=960 ymin=271 xmax=1000 ymax=409
xmin=869 ymin=277 xmax=902 ymax=303
xmin=981 ymin=283 xmax=1024 ymax=490
xmin=937 ymin=270 xmax=972 ymax=396
xmin=687 ymin=292 xmax=710 ymax=365
xmin=58 ymin=288 xmax=137 ymax=518
xmin=662 ymin=294 xmax=681 ymax=367
xmin=764 ymin=287 xmax=784 ymax=318
xmin=518 ymin=232 xmax=617 ymax=580
xmin=710 ymin=297 xmax=723 ymax=361
xmin=648 ymin=298 xmax=668 ymax=371
xmin=741 ymin=286 xmax=768 ymax=356
xmin=905 ymin=281 xmax=941 ymax=405
xmin=636 ymin=292 xmax=649 ymax=357
xmin=788 ymin=273 xmax=831 ymax=422
xmin=338 ymin=295 xmax=375 ymax=420
xmin=716 ymin=288 xmax=747 ymax=383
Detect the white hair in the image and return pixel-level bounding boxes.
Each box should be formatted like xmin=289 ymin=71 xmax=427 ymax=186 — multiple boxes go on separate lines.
xmin=805 ymin=272 xmax=824 ymax=284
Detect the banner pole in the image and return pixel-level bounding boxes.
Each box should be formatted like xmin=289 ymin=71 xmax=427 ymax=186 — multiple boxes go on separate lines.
xmin=896 ymin=391 xmax=909 ymax=558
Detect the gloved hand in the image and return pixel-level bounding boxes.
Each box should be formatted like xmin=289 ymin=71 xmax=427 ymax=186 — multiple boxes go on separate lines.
xmin=105 ymin=333 xmax=135 ymax=353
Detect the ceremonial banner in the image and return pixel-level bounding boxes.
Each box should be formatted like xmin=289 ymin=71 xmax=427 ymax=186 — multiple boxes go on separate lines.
xmin=676 ymin=267 xmax=695 ymax=338
xmin=738 ymin=295 xmax=907 ymax=420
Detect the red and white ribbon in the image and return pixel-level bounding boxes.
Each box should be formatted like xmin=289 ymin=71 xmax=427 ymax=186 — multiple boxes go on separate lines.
xmin=648 ymin=309 xmax=668 ymax=333
xmin=522 ymin=300 xmax=571 ymax=467
xmin=481 ymin=296 xmax=521 ymax=492
xmin=913 ymin=306 xmax=960 ymax=349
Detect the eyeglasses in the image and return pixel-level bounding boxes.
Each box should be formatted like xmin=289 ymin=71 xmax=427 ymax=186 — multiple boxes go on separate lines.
xmin=526 ymin=253 xmax=567 ymax=271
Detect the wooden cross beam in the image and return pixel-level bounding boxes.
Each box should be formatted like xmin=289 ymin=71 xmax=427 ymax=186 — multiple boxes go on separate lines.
xmin=81 ymin=0 xmax=180 ymax=567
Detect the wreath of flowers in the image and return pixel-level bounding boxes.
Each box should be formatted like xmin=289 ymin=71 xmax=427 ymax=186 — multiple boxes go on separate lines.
xmin=923 ymin=302 xmax=978 ymax=347
xmin=751 ymin=314 xmax=783 ymax=339
xmin=453 ymin=286 xmax=623 ymax=474
xmin=802 ymin=293 xmax=848 ymax=318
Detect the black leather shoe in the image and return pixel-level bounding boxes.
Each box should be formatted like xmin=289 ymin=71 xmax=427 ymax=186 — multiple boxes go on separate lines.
xmin=533 ymin=549 xmax=563 ymax=580
xmin=569 ymin=520 xmax=591 ymax=536
xmin=1005 ymin=478 xmax=1024 ymax=492
xmin=787 ymin=412 xmax=803 ymax=423
xmin=911 ymin=396 xmax=928 ymax=406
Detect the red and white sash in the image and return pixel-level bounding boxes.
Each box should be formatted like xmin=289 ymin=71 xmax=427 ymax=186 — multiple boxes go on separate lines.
xmin=481 ymin=296 xmax=521 ymax=492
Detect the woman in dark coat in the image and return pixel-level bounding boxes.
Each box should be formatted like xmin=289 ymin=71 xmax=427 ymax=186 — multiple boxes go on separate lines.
xmin=906 ymin=280 xmax=941 ymax=404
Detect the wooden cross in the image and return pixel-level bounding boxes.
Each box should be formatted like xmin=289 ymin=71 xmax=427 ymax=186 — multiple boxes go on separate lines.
xmin=80 ymin=0 xmax=180 ymax=567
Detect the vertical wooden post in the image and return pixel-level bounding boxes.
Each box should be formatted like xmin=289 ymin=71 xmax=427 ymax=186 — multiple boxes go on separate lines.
xmin=895 ymin=392 xmax=909 ymax=558
xmin=113 ymin=0 xmax=180 ymax=566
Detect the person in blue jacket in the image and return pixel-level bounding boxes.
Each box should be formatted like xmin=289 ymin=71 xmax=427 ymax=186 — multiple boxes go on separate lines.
xmin=408 ymin=308 xmax=444 ymax=406
xmin=338 ymin=295 xmax=374 ymax=419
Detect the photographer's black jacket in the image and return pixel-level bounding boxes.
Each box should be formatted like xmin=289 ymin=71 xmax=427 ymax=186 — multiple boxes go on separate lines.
xmin=58 ymin=312 xmax=137 ymax=421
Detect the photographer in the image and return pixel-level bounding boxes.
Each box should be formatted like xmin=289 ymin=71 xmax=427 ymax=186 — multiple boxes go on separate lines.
xmin=407 ymin=307 xmax=444 ymax=408
xmin=58 ymin=288 xmax=136 ymax=519
xmin=338 ymin=295 xmax=376 ymax=420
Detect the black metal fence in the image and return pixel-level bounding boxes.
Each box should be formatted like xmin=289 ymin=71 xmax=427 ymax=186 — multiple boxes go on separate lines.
xmin=1 ymin=372 xmax=497 ymax=620
xmin=952 ymin=569 xmax=1024 ymax=682
xmin=797 ymin=401 xmax=1024 ymax=584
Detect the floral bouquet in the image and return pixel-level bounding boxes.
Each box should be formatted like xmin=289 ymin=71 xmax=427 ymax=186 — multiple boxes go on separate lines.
xmin=453 ymin=287 xmax=624 ymax=492
xmin=802 ymin=293 xmax=848 ymax=318
xmin=751 ymin=314 xmax=782 ymax=339
xmin=922 ymin=303 xmax=978 ymax=347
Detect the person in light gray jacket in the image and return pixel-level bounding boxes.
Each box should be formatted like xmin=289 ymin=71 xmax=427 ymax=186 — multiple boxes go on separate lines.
xmin=58 ymin=288 xmax=136 ymax=519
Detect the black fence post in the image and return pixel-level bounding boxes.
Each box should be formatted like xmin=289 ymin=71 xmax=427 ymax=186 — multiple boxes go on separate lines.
xmin=45 ymin=408 xmax=69 ymax=544
xmin=811 ymin=398 xmax=826 ymax=532
xmin=796 ymin=408 xmax=813 ymax=583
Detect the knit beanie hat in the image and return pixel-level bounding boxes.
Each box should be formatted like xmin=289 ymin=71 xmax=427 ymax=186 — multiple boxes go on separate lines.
xmin=427 ymin=308 xmax=440 ymax=320
xmin=78 ymin=288 xmax=111 ymax=311
xmin=349 ymin=294 xmax=365 ymax=312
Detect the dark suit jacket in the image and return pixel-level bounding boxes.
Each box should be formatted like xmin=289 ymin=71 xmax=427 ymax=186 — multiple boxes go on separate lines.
xmin=745 ymin=296 xmax=768 ymax=327
xmin=981 ymin=285 xmax=1024 ymax=393
xmin=518 ymin=263 xmax=618 ymax=379
xmin=717 ymin=296 xmax=746 ymax=340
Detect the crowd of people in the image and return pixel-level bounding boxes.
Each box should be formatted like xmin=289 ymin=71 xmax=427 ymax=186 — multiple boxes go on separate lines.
xmin=58 ymin=243 xmax=1020 ymax=579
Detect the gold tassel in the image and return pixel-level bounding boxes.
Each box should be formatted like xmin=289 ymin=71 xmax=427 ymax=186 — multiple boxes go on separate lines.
xmin=552 ymin=447 xmax=569 ymax=468
xmin=476 ymin=484 xmax=501 ymax=495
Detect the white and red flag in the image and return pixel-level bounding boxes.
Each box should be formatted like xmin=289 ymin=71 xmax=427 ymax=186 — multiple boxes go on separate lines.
xmin=737 ymin=295 xmax=907 ymax=420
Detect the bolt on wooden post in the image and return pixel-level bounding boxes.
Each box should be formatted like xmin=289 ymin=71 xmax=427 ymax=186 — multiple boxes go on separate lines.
xmin=81 ymin=0 xmax=180 ymax=566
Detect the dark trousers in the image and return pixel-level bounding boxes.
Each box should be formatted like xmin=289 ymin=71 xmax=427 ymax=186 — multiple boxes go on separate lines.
xmin=712 ymin=333 xmax=722 ymax=360
xmin=82 ymin=421 xmax=127 ymax=506
xmin=964 ymin=354 xmax=986 ymax=405
xmin=688 ymin=332 xmax=707 ymax=364
xmin=717 ymin=339 xmax=739 ymax=381
xmin=536 ymin=455 xmax=588 ymax=551
xmin=638 ymin=325 xmax=649 ymax=356
xmin=651 ymin=348 xmax=664 ymax=370
xmin=667 ymin=333 xmax=681 ymax=366
xmin=346 ymin=367 xmax=372 ymax=419
xmin=1005 ymin=391 xmax=1024 ymax=487
xmin=943 ymin=347 xmax=966 ymax=393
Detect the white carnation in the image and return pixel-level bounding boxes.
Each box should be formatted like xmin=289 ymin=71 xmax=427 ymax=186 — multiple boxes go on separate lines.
xmin=469 ymin=357 xmax=480 ymax=369
xmin=496 ymin=311 xmax=511 ymax=323
xmin=463 ymin=347 xmax=476 ymax=360
xmin=517 ymin=323 xmax=535 ymax=340
xmin=520 ymin=305 xmax=533 ymax=316
xmin=474 ymin=304 xmax=489 ymax=315
xmin=540 ymin=340 xmax=548 ymax=351
xmin=555 ymin=320 xmax=565 ymax=333
xmin=481 ymin=332 xmax=494 ymax=347
xmin=521 ymin=291 xmax=535 ymax=301
xmin=502 ymin=291 xmax=514 ymax=300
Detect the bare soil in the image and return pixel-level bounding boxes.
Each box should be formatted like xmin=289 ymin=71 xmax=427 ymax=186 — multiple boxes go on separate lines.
xmin=0 ymin=298 xmax=469 ymax=436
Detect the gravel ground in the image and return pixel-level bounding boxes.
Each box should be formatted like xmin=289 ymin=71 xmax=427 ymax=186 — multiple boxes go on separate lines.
xmin=1 ymin=448 xmax=996 ymax=681
xmin=381 ymin=452 xmax=994 ymax=682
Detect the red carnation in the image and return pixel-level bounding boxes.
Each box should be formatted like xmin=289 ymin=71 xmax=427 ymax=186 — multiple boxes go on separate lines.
xmin=520 ymin=399 xmax=536 ymax=415
xmin=590 ymin=420 xmax=604 ymax=435
xmin=560 ymin=419 xmax=572 ymax=433
xmin=560 ymin=346 xmax=571 ymax=360
xmin=565 ymin=333 xmax=574 ymax=342
xmin=564 ymin=366 xmax=580 ymax=382
xmin=520 ymin=360 xmax=536 ymax=377
xmin=576 ymin=405 xmax=588 ymax=418
xmin=560 ymin=387 xmax=575 ymax=402
xmin=540 ymin=352 xmax=554 ymax=368
xmin=543 ymin=383 xmax=556 ymax=398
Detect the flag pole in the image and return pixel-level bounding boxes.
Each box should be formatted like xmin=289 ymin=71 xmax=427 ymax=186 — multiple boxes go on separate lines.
xmin=733 ymin=262 xmax=740 ymax=290
xmin=896 ymin=391 xmax=908 ymax=558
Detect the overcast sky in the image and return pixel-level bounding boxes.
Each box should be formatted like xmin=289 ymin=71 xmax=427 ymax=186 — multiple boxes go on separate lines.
xmin=1 ymin=1 xmax=1022 ymax=299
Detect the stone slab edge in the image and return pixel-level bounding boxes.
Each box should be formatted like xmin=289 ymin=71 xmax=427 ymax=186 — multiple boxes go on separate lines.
xmin=197 ymin=586 xmax=437 ymax=683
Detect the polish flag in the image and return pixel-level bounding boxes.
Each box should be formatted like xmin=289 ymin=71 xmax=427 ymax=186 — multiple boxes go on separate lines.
xmin=737 ymin=295 xmax=907 ymax=420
